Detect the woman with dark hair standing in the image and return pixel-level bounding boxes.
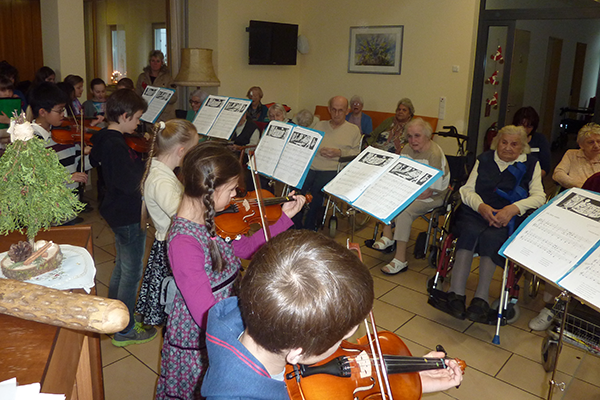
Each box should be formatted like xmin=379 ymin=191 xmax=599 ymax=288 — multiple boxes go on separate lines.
xmin=136 ymin=50 xmax=177 ymax=121
xmin=512 ymin=106 xmax=551 ymax=178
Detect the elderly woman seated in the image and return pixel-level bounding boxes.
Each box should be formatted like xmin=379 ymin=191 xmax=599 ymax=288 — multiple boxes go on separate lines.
xmin=268 ymin=103 xmax=291 ymax=122
xmin=441 ymin=125 xmax=545 ymax=323
xmin=186 ymin=89 xmax=208 ymax=122
xmin=553 ymin=122 xmax=600 ymax=189
xmin=294 ymin=109 xmax=316 ymax=128
xmin=372 ymin=118 xmax=450 ymax=274
xmin=246 ymin=86 xmax=268 ymax=122
xmin=346 ymin=95 xmax=373 ymax=135
xmin=366 ymin=98 xmax=415 ymax=154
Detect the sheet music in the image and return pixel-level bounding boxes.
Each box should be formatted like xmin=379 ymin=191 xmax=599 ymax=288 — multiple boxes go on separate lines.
xmin=353 ymin=157 xmax=440 ymax=221
xmin=560 ymin=246 xmax=600 ymax=307
xmin=273 ymin=126 xmax=322 ymax=187
xmin=140 ymin=86 xmax=157 ymax=104
xmin=503 ymin=189 xmax=600 ymax=283
xmin=192 ymin=95 xmax=228 ymax=135
xmin=323 ymin=147 xmax=397 ymax=202
xmin=208 ymin=98 xmax=251 ymax=140
xmin=140 ymin=87 xmax=174 ymax=123
xmin=254 ymin=121 xmax=293 ymax=177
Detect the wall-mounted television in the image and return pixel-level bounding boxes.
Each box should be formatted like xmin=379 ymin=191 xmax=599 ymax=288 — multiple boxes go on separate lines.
xmin=248 ymin=20 xmax=298 ymax=65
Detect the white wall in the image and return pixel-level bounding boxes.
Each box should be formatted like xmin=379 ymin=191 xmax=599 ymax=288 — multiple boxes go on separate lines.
xmin=40 ymin=0 xmax=86 ymax=83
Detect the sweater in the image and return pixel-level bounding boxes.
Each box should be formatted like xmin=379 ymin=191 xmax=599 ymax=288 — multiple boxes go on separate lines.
xmin=311 ymin=120 xmax=361 ymax=171
xmin=90 ymin=128 xmax=145 ymax=227
xmin=144 ymin=158 xmax=183 ymax=241
xmin=202 ymin=297 xmax=289 ymax=400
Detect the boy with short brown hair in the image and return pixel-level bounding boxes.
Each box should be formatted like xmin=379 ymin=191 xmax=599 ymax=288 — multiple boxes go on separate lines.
xmin=202 ymin=230 xmax=463 ymax=399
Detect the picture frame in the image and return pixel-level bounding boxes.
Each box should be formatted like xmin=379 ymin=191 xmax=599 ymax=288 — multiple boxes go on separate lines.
xmin=348 ymin=25 xmax=404 ymax=75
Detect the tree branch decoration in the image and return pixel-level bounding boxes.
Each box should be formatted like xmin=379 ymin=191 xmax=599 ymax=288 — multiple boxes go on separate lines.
xmin=0 ymin=113 xmax=83 ymax=243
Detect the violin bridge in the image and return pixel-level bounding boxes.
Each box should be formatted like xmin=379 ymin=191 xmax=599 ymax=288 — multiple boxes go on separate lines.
xmin=355 ymin=351 xmax=372 ymax=378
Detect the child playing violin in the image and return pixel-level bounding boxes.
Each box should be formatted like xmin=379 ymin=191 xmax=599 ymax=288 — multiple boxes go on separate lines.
xmin=29 ymin=82 xmax=91 ymax=192
xmin=134 ymin=119 xmax=198 ymax=326
xmin=89 ymin=89 xmax=156 ymax=346
xmin=202 ymin=230 xmax=464 ymax=400
xmin=155 ymin=142 xmax=305 ymax=400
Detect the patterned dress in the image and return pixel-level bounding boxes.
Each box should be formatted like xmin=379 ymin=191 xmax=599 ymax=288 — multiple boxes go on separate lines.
xmin=155 ymin=217 xmax=240 ymax=400
xmin=135 ymin=239 xmax=170 ymax=325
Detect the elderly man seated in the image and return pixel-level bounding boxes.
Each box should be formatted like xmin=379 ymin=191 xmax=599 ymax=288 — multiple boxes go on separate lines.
xmin=295 ymin=96 xmax=362 ymax=230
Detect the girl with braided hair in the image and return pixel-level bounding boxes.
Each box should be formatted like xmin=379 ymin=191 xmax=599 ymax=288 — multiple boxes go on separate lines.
xmin=135 ymin=119 xmax=198 ymax=327
xmin=156 ymin=142 xmax=305 ymax=400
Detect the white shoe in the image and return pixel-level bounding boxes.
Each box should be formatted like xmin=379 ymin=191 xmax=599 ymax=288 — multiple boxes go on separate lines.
xmin=529 ymin=308 xmax=555 ymax=331
xmin=372 ymin=236 xmax=394 ymax=251
xmin=380 ymin=259 xmax=408 ymax=275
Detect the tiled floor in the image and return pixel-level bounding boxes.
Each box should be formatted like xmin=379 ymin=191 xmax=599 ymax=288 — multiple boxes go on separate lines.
xmin=79 ymin=192 xmax=600 ymax=400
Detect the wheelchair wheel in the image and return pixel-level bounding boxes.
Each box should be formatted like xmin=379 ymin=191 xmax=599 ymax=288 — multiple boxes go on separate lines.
xmin=427 ymin=245 xmax=438 ymax=269
xmin=328 ymin=216 xmax=338 ymax=238
xmin=541 ymin=336 xmax=560 ymax=372
xmin=522 ymin=272 xmax=540 ymax=304
xmin=491 ymin=299 xmax=521 ymax=325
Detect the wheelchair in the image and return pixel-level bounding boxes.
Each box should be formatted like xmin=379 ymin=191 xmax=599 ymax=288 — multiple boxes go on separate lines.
xmin=365 ymin=126 xmax=473 ymax=268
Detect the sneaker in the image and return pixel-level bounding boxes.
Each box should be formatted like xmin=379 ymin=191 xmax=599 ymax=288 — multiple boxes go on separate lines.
xmin=529 ymin=308 xmax=555 ymax=331
xmin=112 ymin=322 xmax=157 ymax=347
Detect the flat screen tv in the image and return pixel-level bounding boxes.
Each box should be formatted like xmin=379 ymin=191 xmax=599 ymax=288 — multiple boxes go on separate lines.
xmin=248 ymin=20 xmax=298 ymax=65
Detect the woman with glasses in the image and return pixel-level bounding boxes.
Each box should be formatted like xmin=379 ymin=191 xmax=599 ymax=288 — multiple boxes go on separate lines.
xmin=186 ymin=89 xmax=209 ymax=122
xmin=345 ymin=95 xmax=373 ymax=135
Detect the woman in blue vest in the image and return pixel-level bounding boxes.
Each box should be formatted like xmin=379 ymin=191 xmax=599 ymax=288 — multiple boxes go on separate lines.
xmin=445 ymin=125 xmax=545 ymax=323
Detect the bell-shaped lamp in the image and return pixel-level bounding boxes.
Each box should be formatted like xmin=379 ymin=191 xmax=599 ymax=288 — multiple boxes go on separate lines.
xmin=174 ymin=48 xmax=220 ymax=87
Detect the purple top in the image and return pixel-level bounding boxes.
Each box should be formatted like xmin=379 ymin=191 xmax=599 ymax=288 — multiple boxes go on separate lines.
xmin=168 ymin=214 xmax=293 ymax=328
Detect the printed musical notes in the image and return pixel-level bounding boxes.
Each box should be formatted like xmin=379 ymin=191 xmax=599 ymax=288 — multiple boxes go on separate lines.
xmin=191 ymin=95 xmax=251 ymax=139
xmin=253 ymin=121 xmax=323 ymax=188
xmin=501 ymin=188 xmax=600 ymax=308
xmin=323 ymin=146 xmax=442 ymax=224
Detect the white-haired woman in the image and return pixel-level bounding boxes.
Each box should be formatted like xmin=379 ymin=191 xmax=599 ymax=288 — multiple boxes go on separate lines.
xmin=442 ymin=125 xmax=545 ymax=323
xmin=136 ymin=50 xmax=177 ymax=121
xmin=186 ymin=89 xmax=208 ymax=122
xmin=267 ymin=103 xmax=290 ymax=122
xmin=366 ymin=98 xmax=415 ymax=154
xmin=373 ymin=118 xmax=450 ymax=274
xmin=346 ymin=95 xmax=373 ymax=135
xmin=553 ymin=122 xmax=600 ymax=189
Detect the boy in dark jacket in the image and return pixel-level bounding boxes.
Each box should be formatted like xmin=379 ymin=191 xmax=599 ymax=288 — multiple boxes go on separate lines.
xmin=90 ymin=89 xmax=156 ymax=346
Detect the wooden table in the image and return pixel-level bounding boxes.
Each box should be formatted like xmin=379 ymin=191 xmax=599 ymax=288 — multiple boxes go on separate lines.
xmin=0 ymin=225 xmax=104 ymax=400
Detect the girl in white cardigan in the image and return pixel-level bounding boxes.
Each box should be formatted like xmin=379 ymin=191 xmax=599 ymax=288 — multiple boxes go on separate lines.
xmin=135 ymin=119 xmax=198 ymax=325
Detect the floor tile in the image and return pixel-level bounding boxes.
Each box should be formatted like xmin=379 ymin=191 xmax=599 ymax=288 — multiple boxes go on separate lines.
xmin=125 ymin=326 xmax=164 ymax=374
xmin=464 ymin=322 xmax=544 ymax=362
xmin=102 ymin=355 xmax=158 ymax=400
xmin=496 ymin=353 xmax=572 ymax=398
xmin=380 ymin=286 xmax=473 ymax=332
xmin=397 ymin=316 xmax=512 ymax=376
xmin=451 ymin=364 xmax=541 ymax=400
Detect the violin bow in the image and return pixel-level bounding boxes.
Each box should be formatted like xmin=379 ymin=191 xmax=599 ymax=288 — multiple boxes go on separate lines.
xmin=347 ymin=240 xmax=395 ymax=400
xmin=80 ymin=112 xmax=85 ymax=173
xmin=249 ymin=153 xmax=272 ymax=242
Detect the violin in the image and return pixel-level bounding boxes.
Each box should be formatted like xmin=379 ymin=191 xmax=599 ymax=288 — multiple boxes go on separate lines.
xmin=51 ymin=119 xmax=100 ymax=146
xmin=285 ymin=331 xmax=466 ymax=400
xmin=285 ymin=241 xmax=466 ymax=399
xmin=124 ymin=133 xmax=152 ymax=153
xmin=214 ymin=189 xmax=312 ymax=241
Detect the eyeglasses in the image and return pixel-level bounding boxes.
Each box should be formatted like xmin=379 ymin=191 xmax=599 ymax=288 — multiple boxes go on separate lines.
xmin=189 ymin=100 xmax=201 ymax=106
xmin=50 ymin=107 xmax=65 ymax=114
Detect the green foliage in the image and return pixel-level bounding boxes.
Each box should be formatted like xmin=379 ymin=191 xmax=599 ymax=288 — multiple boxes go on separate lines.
xmin=0 ymin=137 xmax=84 ymax=240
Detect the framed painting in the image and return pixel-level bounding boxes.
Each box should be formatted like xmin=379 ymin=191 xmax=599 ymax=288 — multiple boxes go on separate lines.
xmin=348 ymin=25 xmax=404 ymax=75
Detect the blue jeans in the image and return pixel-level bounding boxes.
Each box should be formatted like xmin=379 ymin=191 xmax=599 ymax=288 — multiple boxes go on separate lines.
xmin=109 ymin=223 xmax=147 ymax=332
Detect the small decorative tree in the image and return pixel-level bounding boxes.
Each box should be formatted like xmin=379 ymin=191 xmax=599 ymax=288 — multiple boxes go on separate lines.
xmin=0 ymin=114 xmax=83 ymax=246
